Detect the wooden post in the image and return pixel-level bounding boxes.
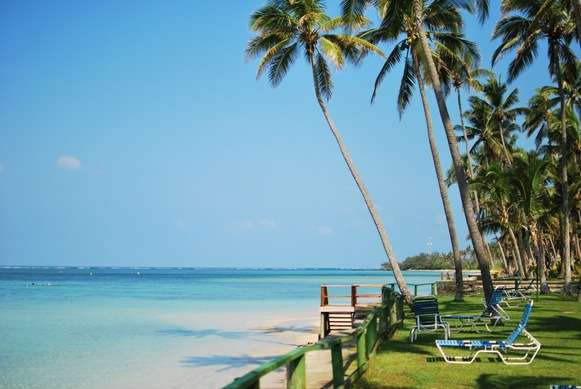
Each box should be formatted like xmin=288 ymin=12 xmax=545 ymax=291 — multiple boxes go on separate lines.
xmin=414 ymin=285 xmax=418 ymax=296
xmin=366 ymin=315 xmax=377 ymax=356
xmin=249 ymin=380 xmax=260 ymax=389
xmin=351 ymin=285 xmax=357 ymax=307
xmin=287 ymin=354 xmax=306 ymax=389
xmin=321 ymin=286 xmax=328 ymax=306
xmin=356 ymin=331 xmax=367 ymax=370
xmin=320 ymin=312 xmax=328 ymax=338
xmin=330 ymin=341 xmax=344 ymax=388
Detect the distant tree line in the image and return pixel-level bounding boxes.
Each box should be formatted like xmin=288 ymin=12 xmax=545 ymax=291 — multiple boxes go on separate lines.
xmin=382 ymin=248 xmax=482 ymax=271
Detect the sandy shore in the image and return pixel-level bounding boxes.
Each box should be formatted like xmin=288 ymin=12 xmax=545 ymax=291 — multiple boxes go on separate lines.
xmin=100 ymin=307 xmax=323 ymax=389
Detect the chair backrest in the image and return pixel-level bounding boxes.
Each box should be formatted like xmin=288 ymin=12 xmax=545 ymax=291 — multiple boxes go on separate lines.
xmin=483 ymin=288 xmax=504 ymax=315
xmin=411 ymin=296 xmax=440 ymax=324
xmin=489 ymin=288 xmax=504 ymax=305
xmin=505 ymin=301 xmax=534 ymax=345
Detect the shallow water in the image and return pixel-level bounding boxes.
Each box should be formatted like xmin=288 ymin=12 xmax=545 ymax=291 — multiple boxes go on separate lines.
xmin=0 ymin=268 xmax=441 ymax=388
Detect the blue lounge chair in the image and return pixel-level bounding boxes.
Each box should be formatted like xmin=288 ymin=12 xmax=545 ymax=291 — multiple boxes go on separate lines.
xmin=443 ymin=288 xmax=510 ymax=332
xmin=435 ymin=301 xmax=540 ymax=365
xmin=409 ymin=296 xmax=450 ymax=343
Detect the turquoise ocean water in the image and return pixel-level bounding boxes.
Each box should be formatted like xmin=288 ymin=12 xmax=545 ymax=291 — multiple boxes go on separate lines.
xmin=0 ymin=268 xmax=441 ymax=388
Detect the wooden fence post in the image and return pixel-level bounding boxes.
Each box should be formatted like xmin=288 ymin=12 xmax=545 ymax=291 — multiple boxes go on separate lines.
xmin=351 ymin=285 xmax=357 ymax=307
xmin=366 ymin=315 xmax=378 ymax=356
xmin=330 ymin=341 xmax=345 ymax=388
xmin=321 ymin=286 xmax=328 ymax=306
xmin=287 ymin=354 xmax=306 ymax=389
xmin=356 ymin=331 xmax=367 ymax=370
xmin=431 ymin=283 xmax=438 ymax=296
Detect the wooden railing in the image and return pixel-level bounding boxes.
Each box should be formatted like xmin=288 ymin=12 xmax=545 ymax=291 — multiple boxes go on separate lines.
xmin=320 ymin=282 xmax=438 ymax=308
xmin=224 ymin=287 xmax=404 ymax=389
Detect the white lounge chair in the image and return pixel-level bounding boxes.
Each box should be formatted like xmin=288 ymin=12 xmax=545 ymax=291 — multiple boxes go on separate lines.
xmin=435 ymin=301 xmax=540 ymax=365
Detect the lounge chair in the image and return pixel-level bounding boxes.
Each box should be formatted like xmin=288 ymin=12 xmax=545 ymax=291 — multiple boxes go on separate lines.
xmin=443 ymin=288 xmax=509 ymax=332
xmin=435 ymin=301 xmax=540 ymax=365
xmin=501 ymin=279 xmax=535 ymax=306
xmin=409 ymin=296 xmax=450 ymax=343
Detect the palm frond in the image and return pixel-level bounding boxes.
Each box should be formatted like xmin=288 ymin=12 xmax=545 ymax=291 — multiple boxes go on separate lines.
xmin=371 ymin=41 xmax=405 ymax=104
xmin=315 ymin=51 xmax=333 ymax=100
xmin=267 ymin=42 xmax=299 ymax=86
xmin=397 ymin=55 xmax=416 ymax=118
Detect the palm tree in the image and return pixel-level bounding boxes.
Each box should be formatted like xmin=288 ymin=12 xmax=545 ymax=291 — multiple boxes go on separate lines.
xmin=247 ymin=0 xmax=413 ymax=302
xmin=342 ymin=0 xmax=494 ymax=303
xmin=493 ymin=0 xmax=579 ymax=294
xmin=472 ymin=162 xmax=527 ymax=278
xmin=440 ymin=52 xmax=491 ymax=214
xmin=359 ymin=0 xmax=472 ymax=301
xmin=468 ymin=75 xmax=526 ymax=166
xmin=508 ymin=151 xmax=551 ymax=293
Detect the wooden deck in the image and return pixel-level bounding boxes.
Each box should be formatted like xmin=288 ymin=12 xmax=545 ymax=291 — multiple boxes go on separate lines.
xmin=319 ymin=284 xmax=387 ymax=338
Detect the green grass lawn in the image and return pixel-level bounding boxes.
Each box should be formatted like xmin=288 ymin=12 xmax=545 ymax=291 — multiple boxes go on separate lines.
xmin=355 ymin=294 xmax=581 ymax=389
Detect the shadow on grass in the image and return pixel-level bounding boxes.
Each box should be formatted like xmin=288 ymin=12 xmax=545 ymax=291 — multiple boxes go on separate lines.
xmin=476 ymin=374 xmax=573 ymax=389
xmin=353 ymin=377 xmax=415 ymax=389
xmin=532 ymin=315 xmax=581 ymax=333
xmin=375 ymin=336 xmax=434 ymax=356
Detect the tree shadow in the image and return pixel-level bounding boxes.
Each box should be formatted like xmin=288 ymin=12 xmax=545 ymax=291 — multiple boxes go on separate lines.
xmin=251 ymin=324 xmax=317 ymax=335
xmin=180 ymin=354 xmax=280 ymax=372
xmin=156 ymin=327 xmax=249 ymax=339
xmin=375 ymin=337 xmax=434 ymax=356
xmin=476 ymin=374 xmax=574 ymax=389
xmin=532 ymin=315 xmax=581 ymax=333
xmin=352 ymin=377 xmax=415 ymax=389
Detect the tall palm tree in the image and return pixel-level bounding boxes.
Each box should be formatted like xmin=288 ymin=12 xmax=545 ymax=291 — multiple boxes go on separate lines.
xmin=439 ymin=52 xmax=491 ymax=215
xmin=359 ymin=0 xmax=472 ymax=301
xmin=247 ymin=0 xmax=413 ymax=302
xmin=493 ymin=0 xmax=579 ymax=293
xmin=343 ymin=0 xmax=495 ymax=303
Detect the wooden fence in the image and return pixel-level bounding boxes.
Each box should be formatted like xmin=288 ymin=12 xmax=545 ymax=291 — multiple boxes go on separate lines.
xmin=224 ymin=287 xmax=404 ymax=389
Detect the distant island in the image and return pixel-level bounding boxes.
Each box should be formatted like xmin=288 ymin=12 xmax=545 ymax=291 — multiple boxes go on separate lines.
xmin=382 ymin=249 xmax=481 ymax=271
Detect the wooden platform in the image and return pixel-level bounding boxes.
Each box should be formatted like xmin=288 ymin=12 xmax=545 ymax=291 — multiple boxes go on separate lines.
xmin=319 ymin=284 xmax=387 ymax=337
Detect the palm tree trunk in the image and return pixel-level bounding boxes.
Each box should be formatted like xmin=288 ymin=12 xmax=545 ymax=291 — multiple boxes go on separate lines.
xmin=518 ymin=231 xmax=531 ymax=279
xmin=530 ymin=223 xmax=550 ymax=293
xmin=574 ymin=234 xmax=581 ymax=265
xmin=573 ymin=0 xmax=581 ymax=43
xmin=412 ymin=49 xmax=463 ymax=301
xmin=496 ymin=235 xmax=508 ymax=273
xmin=498 ymin=124 xmax=512 ymax=165
xmin=457 ymin=89 xmax=480 ymax=215
xmin=508 ymin=226 xmax=525 ymax=278
xmin=555 ymin=55 xmax=572 ymax=295
xmin=412 ymin=0 xmax=494 ymax=303
xmin=548 ymin=234 xmax=558 ymax=262
xmin=308 ymin=58 xmax=412 ymax=303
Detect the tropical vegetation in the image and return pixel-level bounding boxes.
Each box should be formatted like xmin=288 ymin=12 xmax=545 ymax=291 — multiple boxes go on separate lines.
xmin=247 ymin=0 xmax=581 ymax=300
xmin=382 ymin=250 xmax=480 ymax=271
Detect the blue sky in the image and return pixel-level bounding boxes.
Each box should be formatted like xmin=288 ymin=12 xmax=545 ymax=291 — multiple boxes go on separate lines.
xmin=0 ymin=1 xmax=563 ymax=267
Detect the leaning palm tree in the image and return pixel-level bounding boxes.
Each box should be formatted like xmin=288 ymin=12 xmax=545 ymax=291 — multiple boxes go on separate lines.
xmin=342 ymin=0 xmax=494 ymax=303
xmin=360 ymin=0 xmax=474 ymax=301
xmin=247 ymin=0 xmax=413 ymax=302
xmin=493 ymin=0 xmax=579 ymax=294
